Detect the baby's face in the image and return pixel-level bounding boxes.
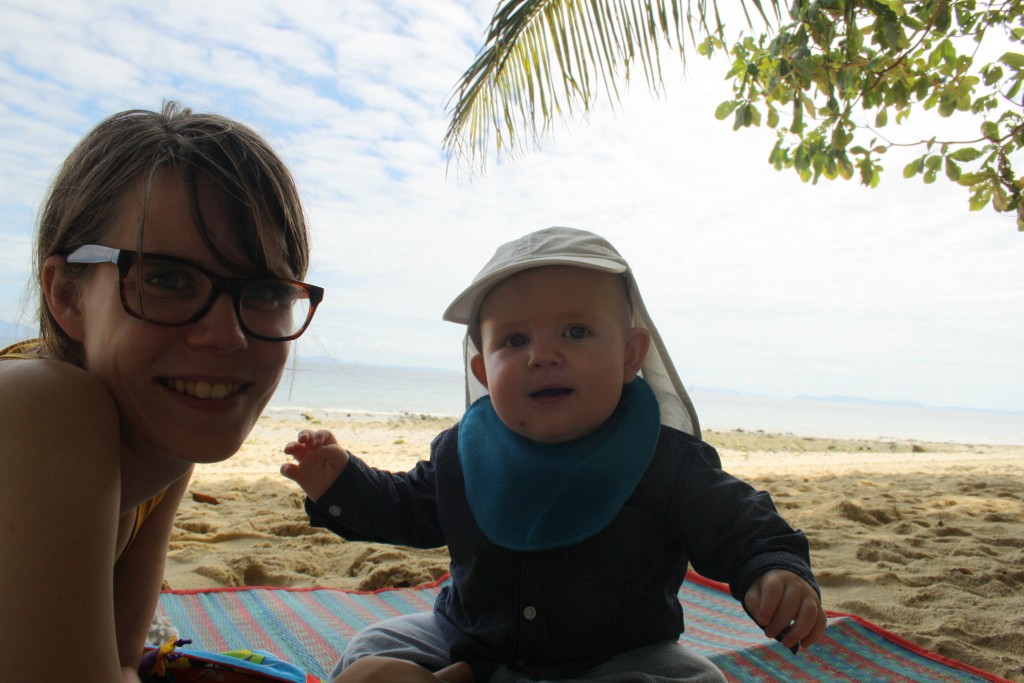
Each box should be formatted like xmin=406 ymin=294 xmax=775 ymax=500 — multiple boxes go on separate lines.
xmin=471 ymin=266 xmax=648 ymax=443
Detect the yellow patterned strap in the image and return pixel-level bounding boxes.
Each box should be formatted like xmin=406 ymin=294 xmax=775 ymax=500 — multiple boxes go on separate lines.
xmin=0 ymin=338 xmax=43 ymax=359
xmin=119 ymin=489 xmax=170 ymax=562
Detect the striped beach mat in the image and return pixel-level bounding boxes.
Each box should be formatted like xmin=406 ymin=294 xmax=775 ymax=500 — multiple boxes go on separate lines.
xmin=158 ymin=572 xmax=1012 ymax=683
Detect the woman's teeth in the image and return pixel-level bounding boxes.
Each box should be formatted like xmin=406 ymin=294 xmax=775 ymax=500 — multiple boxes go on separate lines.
xmin=166 ymin=379 xmax=240 ymax=400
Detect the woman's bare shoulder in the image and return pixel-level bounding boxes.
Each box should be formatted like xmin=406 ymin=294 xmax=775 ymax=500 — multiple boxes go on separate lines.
xmin=0 ymin=357 xmax=118 ymax=423
xmin=0 ymin=358 xmax=119 ymax=467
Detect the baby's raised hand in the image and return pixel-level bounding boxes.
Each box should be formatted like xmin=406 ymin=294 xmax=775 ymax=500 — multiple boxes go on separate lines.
xmin=281 ymin=428 xmax=351 ymax=501
xmin=744 ymin=569 xmax=827 ymax=653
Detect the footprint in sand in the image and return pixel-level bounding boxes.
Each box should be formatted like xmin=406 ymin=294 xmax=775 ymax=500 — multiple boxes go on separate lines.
xmin=195 ymin=557 xmax=297 ymax=587
xmin=834 ymin=500 xmax=902 ymax=526
xmin=856 ymin=540 xmax=932 ymax=565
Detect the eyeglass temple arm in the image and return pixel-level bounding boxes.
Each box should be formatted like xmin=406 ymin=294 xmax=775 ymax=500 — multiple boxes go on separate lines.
xmin=65 ymin=245 xmax=120 ymax=264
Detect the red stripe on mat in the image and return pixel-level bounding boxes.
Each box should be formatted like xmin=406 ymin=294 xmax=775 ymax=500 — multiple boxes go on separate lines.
xmin=684 ymin=572 xmax=1016 ymax=683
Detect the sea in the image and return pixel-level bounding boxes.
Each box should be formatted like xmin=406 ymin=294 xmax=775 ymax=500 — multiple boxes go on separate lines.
xmin=269 ymin=358 xmax=1024 ymax=445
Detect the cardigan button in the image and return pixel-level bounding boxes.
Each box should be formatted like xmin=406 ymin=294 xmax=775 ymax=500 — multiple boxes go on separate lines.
xmin=522 ymin=605 xmax=537 ymax=620
xmin=329 ymin=505 xmax=342 ymax=517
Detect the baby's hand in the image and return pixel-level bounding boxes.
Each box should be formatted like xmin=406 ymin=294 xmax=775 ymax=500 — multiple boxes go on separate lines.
xmin=744 ymin=569 xmax=827 ymax=652
xmin=281 ymin=429 xmax=351 ymax=502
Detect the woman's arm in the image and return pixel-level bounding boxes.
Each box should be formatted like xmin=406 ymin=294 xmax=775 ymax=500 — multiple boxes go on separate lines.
xmin=0 ymin=360 xmax=123 ymax=682
xmin=114 ymin=468 xmax=193 ymax=673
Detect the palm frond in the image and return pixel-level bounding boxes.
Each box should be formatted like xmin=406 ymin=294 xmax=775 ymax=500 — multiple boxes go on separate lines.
xmin=444 ymin=0 xmax=783 ymax=171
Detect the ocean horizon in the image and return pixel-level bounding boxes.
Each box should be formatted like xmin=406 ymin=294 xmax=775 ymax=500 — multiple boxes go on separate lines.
xmin=2 ymin=330 xmax=1019 ymax=444
xmin=269 ymin=358 xmax=1024 ymax=446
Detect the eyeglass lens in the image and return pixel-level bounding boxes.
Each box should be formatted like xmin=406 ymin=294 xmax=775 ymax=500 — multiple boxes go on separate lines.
xmin=123 ymin=256 xmax=313 ymax=340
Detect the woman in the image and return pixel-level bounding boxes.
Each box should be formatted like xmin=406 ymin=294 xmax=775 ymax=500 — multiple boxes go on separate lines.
xmin=0 ymin=102 xmax=322 ymax=682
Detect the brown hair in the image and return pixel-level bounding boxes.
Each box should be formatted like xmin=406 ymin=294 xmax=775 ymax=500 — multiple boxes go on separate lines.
xmin=34 ymin=101 xmax=310 ymax=365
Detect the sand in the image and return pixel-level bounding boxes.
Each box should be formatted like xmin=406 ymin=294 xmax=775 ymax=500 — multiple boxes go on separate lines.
xmin=167 ymin=410 xmax=1024 ymax=681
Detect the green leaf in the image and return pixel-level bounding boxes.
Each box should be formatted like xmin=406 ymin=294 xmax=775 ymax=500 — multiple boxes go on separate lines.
xmin=982 ymin=121 xmax=1000 ymax=141
xmin=938 ymin=94 xmax=956 ymax=117
xmin=903 ymin=15 xmax=925 ymax=31
xmin=1000 ymin=52 xmax=1024 ymax=69
xmin=949 ymin=147 xmax=983 ymax=162
xmin=945 ymin=158 xmax=961 ymax=181
xmin=836 ymin=127 xmax=852 ymax=150
xmin=983 ymin=65 xmax=1004 ymax=86
xmin=876 ymin=0 xmax=906 ymax=15
xmin=941 ymin=39 xmax=957 ymax=62
xmin=891 ymin=80 xmax=909 ymax=108
xmin=769 ymin=141 xmax=788 ymax=168
xmin=903 ymin=159 xmax=920 ymax=178
xmin=935 ymin=2 xmax=952 ymax=32
xmin=875 ymin=108 xmax=888 ymax=127
xmin=913 ymin=78 xmax=931 ymax=101
xmin=957 ymin=172 xmax=985 ymax=187
xmin=733 ymin=105 xmax=747 ymax=130
xmin=858 ymin=158 xmax=882 ymax=188
xmin=715 ymin=101 xmax=739 ymax=120
xmin=838 ymin=155 xmax=854 ymax=180
xmin=993 ymin=184 xmax=1009 ymax=212
xmin=883 ymin=20 xmax=908 ymax=50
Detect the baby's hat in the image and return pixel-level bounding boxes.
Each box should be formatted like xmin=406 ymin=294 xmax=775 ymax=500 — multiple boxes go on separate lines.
xmin=443 ymin=226 xmax=701 ymax=438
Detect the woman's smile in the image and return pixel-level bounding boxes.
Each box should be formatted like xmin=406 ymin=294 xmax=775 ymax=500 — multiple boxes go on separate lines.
xmin=161 ymin=377 xmax=244 ymax=400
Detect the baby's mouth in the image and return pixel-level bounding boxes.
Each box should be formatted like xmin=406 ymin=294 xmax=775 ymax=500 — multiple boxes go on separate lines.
xmin=530 ymin=387 xmax=573 ymax=399
xmin=163 ymin=379 xmax=242 ymax=400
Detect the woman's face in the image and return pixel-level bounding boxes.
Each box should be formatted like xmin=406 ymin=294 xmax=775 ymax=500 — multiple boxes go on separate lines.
xmin=71 ymin=168 xmax=291 ymax=465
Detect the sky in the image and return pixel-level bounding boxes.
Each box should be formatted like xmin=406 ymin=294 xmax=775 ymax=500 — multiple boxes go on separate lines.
xmin=1 ymin=0 xmax=1022 ymax=413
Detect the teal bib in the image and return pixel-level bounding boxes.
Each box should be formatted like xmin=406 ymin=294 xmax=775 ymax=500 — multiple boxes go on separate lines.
xmin=458 ymin=377 xmax=660 ymax=551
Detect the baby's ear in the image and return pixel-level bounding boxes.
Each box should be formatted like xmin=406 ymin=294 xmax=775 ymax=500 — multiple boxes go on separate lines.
xmin=622 ymin=327 xmax=651 ymax=381
xmin=470 ymin=354 xmax=489 ymax=388
xmin=42 ymin=255 xmax=85 ymax=342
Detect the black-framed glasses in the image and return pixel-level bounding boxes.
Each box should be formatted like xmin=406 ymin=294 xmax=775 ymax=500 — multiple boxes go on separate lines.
xmin=65 ymin=244 xmax=324 ymax=342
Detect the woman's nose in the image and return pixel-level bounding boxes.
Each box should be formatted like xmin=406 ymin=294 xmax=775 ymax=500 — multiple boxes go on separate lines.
xmin=185 ymin=293 xmax=248 ymax=353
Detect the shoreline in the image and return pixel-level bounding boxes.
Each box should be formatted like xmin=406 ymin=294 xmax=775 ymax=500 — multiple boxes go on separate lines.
xmin=169 ymin=413 xmax=1024 ymax=680
xmin=261 ymin=405 xmax=1024 ymax=447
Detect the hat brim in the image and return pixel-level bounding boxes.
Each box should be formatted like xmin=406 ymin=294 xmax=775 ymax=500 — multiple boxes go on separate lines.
xmin=442 ymin=255 xmax=628 ymax=324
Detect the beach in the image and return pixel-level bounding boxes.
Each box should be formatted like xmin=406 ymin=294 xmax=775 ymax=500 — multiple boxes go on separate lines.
xmin=167 ymin=411 xmax=1024 ymax=681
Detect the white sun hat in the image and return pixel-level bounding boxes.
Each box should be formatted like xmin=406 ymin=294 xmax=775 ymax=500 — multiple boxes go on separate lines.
xmin=443 ymin=226 xmax=701 ymax=438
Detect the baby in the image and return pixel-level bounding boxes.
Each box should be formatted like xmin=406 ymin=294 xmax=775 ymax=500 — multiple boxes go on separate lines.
xmin=283 ymin=227 xmax=826 ymax=683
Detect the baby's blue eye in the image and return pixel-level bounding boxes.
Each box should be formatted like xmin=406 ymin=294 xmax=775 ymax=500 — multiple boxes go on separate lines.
xmin=507 ymin=334 xmax=528 ymax=348
xmin=566 ymin=326 xmax=589 ymax=339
